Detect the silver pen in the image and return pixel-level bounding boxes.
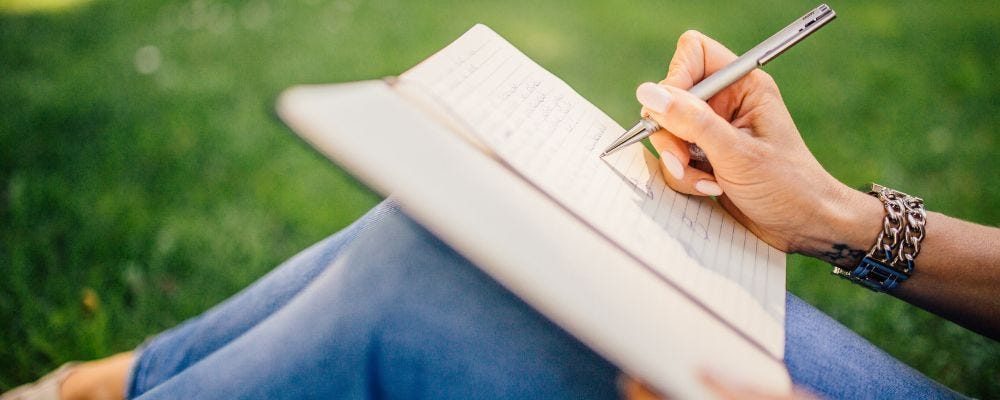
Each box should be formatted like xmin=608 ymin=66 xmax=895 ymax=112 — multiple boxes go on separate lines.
xmin=601 ymin=4 xmax=836 ymax=160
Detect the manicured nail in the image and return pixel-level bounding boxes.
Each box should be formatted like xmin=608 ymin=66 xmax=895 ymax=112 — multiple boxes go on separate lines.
xmin=660 ymin=151 xmax=684 ymax=180
xmin=695 ymin=180 xmax=723 ymax=196
xmin=636 ymin=82 xmax=672 ymax=114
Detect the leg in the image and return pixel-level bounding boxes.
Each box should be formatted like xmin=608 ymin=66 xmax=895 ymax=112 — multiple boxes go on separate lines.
xmin=12 ymin=201 xmax=963 ymax=399
xmin=130 ymin=206 xmax=620 ymax=399
xmin=127 ymin=200 xmax=400 ymax=395
xmin=785 ymin=293 xmax=965 ymax=399
xmin=133 ymin=204 xmax=961 ymax=399
xmin=5 ymin=202 xmax=402 ymax=400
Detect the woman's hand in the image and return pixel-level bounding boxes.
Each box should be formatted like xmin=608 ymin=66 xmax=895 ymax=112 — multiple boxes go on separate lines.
xmin=639 ymin=31 xmax=1000 ymax=339
xmin=637 ymin=30 xmax=882 ymax=261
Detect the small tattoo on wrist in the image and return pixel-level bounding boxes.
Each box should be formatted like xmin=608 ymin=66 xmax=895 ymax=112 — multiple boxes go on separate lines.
xmin=818 ymin=243 xmax=866 ymax=266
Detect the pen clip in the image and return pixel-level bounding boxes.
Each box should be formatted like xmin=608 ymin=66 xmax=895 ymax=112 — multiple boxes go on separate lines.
xmin=758 ymin=4 xmax=836 ymax=65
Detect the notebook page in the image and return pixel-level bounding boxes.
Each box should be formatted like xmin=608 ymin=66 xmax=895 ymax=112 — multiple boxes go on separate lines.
xmin=400 ymin=24 xmax=785 ymax=358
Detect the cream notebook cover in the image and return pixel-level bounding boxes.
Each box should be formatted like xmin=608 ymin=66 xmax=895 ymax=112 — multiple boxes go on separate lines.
xmin=278 ymin=24 xmax=789 ymax=398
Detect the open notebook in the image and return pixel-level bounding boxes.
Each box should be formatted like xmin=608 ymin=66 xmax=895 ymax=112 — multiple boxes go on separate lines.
xmin=278 ymin=24 xmax=788 ymax=398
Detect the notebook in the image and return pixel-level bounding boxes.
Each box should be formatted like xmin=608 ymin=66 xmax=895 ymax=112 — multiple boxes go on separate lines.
xmin=278 ymin=24 xmax=789 ymax=398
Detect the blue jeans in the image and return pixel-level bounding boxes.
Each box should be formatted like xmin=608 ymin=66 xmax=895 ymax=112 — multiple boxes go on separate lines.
xmin=127 ymin=201 xmax=962 ymax=399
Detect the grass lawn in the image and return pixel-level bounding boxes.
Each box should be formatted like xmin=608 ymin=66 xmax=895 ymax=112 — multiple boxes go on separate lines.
xmin=2 ymin=0 xmax=997 ymax=396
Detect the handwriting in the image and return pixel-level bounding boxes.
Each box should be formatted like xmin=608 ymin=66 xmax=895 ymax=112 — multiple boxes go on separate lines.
xmin=399 ymin=25 xmax=785 ymax=348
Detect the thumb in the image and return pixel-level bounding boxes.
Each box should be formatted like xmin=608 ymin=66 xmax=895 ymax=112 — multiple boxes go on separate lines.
xmin=636 ymin=82 xmax=743 ymax=159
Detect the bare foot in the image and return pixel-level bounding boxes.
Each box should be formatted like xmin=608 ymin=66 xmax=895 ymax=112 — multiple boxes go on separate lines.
xmin=59 ymin=352 xmax=134 ymax=400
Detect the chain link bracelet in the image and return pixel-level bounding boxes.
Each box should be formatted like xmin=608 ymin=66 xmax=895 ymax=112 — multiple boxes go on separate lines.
xmin=831 ymin=184 xmax=927 ymax=292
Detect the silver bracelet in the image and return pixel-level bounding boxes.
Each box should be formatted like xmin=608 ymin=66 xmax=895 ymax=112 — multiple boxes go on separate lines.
xmin=894 ymin=189 xmax=927 ymax=272
xmin=832 ymin=184 xmax=927 ymax=292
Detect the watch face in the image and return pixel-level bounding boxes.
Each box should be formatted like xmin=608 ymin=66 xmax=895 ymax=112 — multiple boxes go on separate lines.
xmin=852 ymin=256 xmax=910 ymax=292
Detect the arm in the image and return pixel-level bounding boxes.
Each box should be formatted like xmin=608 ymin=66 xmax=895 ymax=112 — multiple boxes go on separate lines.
xmin=805 ymin=194 xmax=1000 ymax=339
xmin=638 ymin=30 xmax=1000 ymax=339
xmin=891 ymin=214 xmax=1000 ymax=339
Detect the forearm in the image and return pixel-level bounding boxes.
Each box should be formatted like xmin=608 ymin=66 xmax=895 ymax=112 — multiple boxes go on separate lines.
xmin=797 ymin=185 xmax=1000 ymax=340
xmin=892 ymin=212 xmax=1000 ymax=339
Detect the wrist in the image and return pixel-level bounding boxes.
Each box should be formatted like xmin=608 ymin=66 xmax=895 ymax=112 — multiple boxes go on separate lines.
xmin=792 ymin=182 xmax=884 ymax=266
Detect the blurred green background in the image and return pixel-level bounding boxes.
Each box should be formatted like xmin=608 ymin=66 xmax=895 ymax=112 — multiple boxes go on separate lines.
xmin=1 ymin=0 xmax=997 ymax=396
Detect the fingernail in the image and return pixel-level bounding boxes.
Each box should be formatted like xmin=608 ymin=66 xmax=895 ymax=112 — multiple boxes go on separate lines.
xmin=695 ymin=180 xmax=723 ymax=196
xmin=660 ymin=151 xmax=684 ymax=180
xmin=636 ymin=82 xmax=672 ymax=114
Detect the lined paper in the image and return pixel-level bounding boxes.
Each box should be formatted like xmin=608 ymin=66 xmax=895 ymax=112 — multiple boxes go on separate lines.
xmin=400 ymin=25 xmax=785 ymax=358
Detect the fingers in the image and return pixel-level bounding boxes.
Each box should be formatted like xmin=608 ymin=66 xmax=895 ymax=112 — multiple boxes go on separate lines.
xmin=637 ymin=83 xmax=740 ymax=151
xmin=648 ymin=130 xmax=723 ymax=196
xmin=657 ymin=31 xmax=786 ymax=140
xmin=661 ymin=30 xmax=739 ymax=90
xmin=699 ymin=371 xmax=819 ymax=400
xmin=636 ymin=82 xmax=747 ymax=186
xmin=639 ymin=31 xmax=786 ymax=198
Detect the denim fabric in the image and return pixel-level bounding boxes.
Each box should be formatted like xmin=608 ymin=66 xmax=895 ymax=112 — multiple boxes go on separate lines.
xmin=128 ymin=202 xmax=397 ymax=397
xmin=785 ymin=296 xmax=962 ymax=399
xmin=129 ymin=201 xmax=962 ymax=399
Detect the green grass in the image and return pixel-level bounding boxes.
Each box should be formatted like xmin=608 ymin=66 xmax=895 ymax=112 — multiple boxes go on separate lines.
xmin=1 ymin=0 xmax=997 ymax=396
